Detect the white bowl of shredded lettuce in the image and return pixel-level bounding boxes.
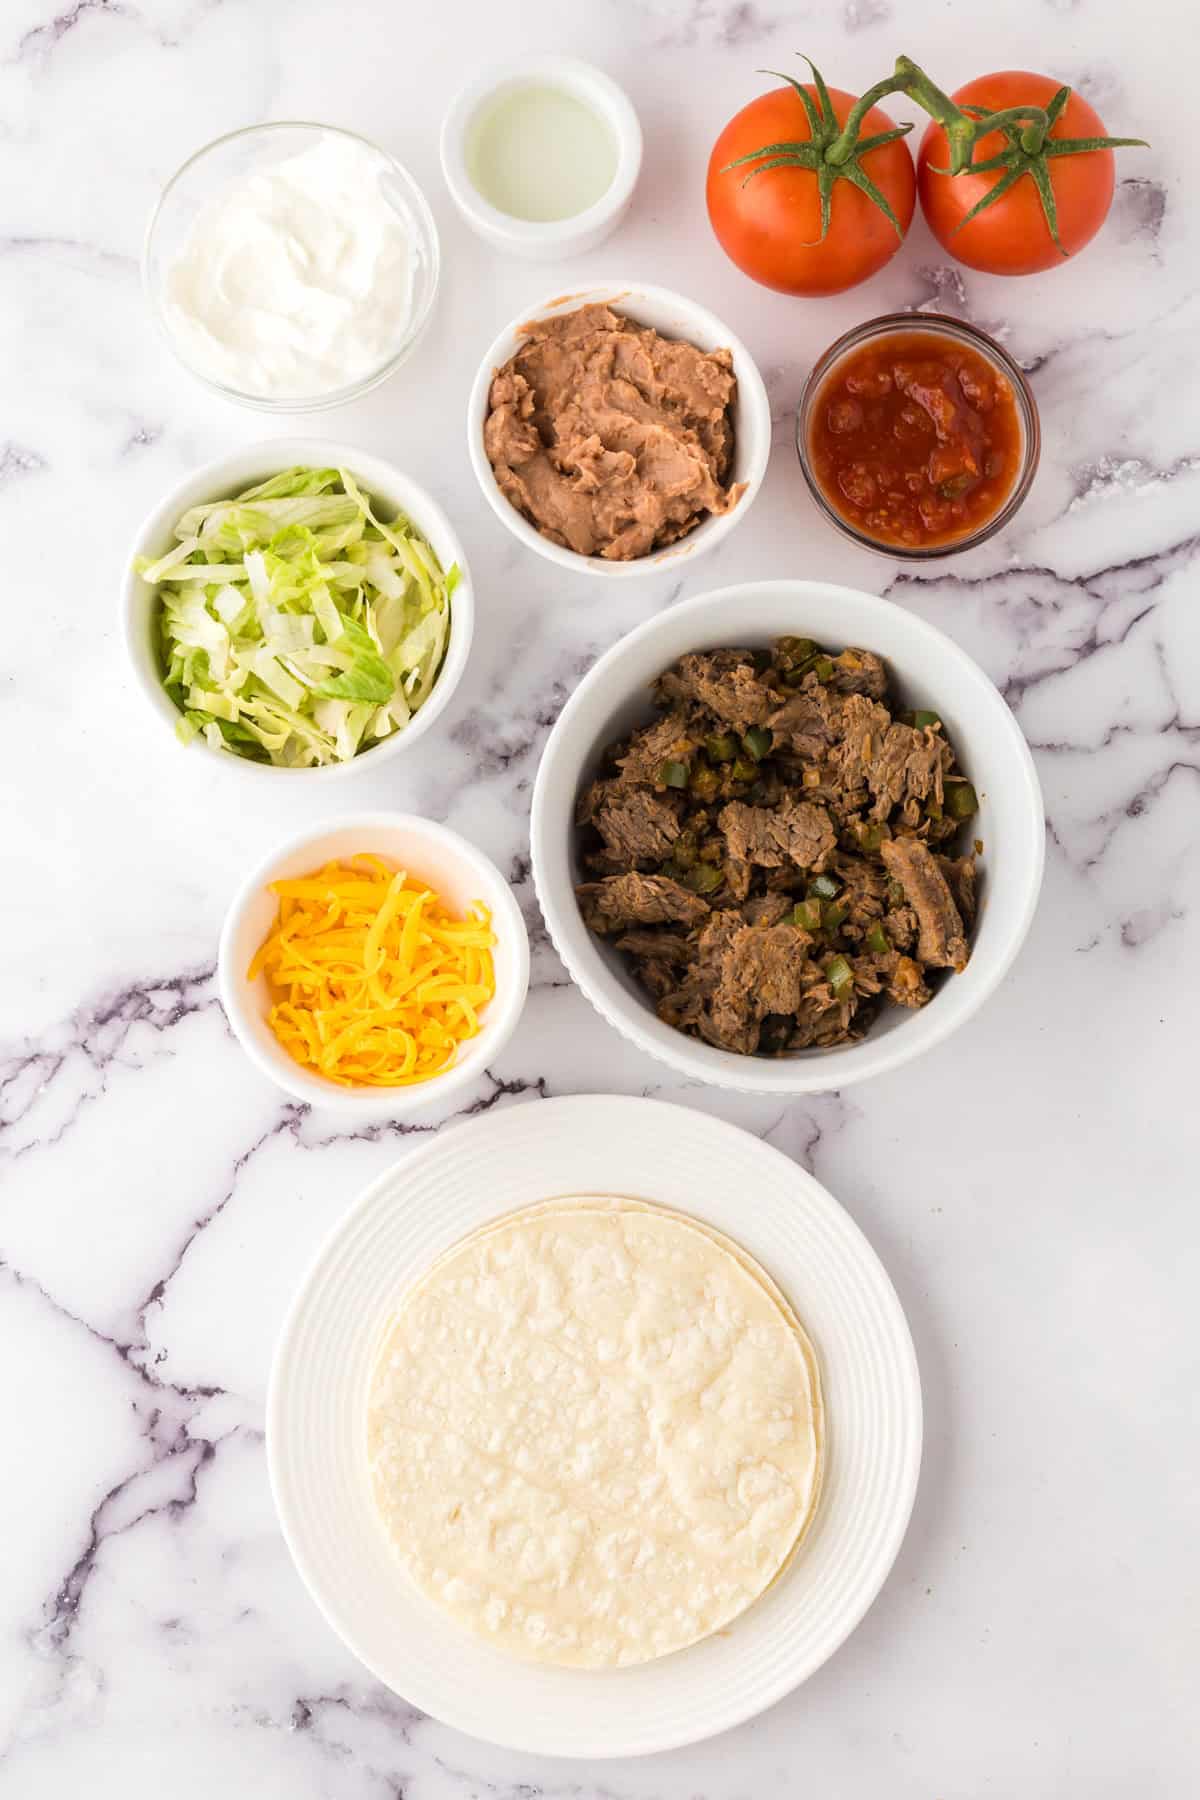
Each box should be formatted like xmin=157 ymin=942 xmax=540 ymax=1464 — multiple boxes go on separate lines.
xmin=124 ymin=441 xmax=473 ymax=774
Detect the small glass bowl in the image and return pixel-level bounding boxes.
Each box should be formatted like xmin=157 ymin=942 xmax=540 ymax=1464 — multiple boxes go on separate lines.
xmin=143 ymin=122 xmax=441 ymax=413
xmin=795 ymin=312 xmax=1040 ymax=560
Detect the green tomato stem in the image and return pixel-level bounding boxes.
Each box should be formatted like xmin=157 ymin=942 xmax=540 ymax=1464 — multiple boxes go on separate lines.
xmin=827 ymin=56 xmax=987 ymax=174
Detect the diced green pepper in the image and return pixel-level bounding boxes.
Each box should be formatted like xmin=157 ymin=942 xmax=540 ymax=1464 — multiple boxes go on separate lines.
xmin=792 ymin=899 xmax=822 ymax=932
xmin=866 ymin=922 xmax=889 ymax=955
xmin=811 ymin=655 xmax=835 ymax=683
xmin=741 ymin=725 xmax=772 ymax=761
xmin=660 ymin=759 xmax=690 ymax=788
xmin=827 ymin=955 xmax=853 ymax=995
xmin=670 ymin=837 xmax=697 ymax=872
xmin=946 ymin=781 xmax=978 ymax=820
xmin=858 ymin=822 xmax=885 ymax=851
xmin=777 ymin=635 xmax=818 ymax=665
xmin=913 ymin=709 xmax=942 ymax=730
xmin=689 ymin=765 xmax=721 ymax=803
xmin=886 ymin=878 xmax=905 ymax=906
xmin=821 ymin=900 xmax=848 ymax=931
xmin=682 ymin=862 xmax=724 ymax=895
xmin=706 ymin=733 xmax=736 ymax=763
xmin=808 ymin=873 xmax=840 ymax=900
xmin=926 ymin=799 xmax=943 ymax=821
xmin=730 ymin=756 xmax=758 ymax=783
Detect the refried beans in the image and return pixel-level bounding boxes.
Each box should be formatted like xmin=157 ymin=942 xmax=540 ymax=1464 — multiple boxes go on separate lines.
xmin=483 ymin=303 xmax=744 ymax=560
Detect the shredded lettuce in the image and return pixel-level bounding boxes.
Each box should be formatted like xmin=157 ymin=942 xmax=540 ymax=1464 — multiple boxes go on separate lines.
xmin=137 ymin=465 xmax=456 ymax=767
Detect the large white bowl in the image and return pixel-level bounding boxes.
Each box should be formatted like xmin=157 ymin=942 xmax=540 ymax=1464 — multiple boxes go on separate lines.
xmin=466 ymin=281 xmax=771 ymax=580
xmin=532 ymin=580 xmax=1045 ymax=1094
xmin=218 ymin=812 xmax=529 ymax=1117
xmin=122 ymin=439 xmax=474 ymax=780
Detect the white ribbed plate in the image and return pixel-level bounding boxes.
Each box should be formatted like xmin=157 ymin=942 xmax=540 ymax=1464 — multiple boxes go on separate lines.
xmin=267 ymin=1095 xmax=921 ymax=1757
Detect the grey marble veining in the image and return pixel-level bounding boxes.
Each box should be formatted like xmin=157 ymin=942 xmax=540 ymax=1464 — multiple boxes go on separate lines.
xmin=2 ymin=0 xmax=1197 ymax=1793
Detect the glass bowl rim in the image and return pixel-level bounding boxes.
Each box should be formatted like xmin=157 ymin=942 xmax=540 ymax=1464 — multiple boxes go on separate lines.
xmin=142 ymin=120 xmax=442 ymax=413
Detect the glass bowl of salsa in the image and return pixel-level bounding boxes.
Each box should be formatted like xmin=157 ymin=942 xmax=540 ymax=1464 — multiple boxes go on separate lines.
xmin=796 ymin=313 xmax=1039 ymax=559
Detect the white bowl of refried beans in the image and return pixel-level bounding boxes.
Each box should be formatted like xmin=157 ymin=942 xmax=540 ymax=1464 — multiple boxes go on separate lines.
xmin=467 ymin=283 xmax=771 ymax=577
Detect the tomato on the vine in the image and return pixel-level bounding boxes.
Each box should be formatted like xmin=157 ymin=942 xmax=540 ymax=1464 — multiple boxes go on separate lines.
xmin=706 ymin=61 xmax=916 ymax=297
xmin=916 ymin=70 xmax=1145 ymax=275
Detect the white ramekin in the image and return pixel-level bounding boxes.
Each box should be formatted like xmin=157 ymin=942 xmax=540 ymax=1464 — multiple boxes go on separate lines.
xmin=467 ymin=281 xmax=772 ymax=580
xmin=531 ymin=579 xmax=1045 ymax=1094
xmin=123 ymin=439 xmax=474 ymax=780
xmin=219 ymin=812 xmax=530 ymax=1116
xmin=440 ymin=57 xmax=642 ymax=260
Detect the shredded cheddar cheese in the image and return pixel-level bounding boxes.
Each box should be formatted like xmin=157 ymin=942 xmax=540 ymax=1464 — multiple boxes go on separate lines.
xmin=249 ymin=856 xmax=497 ymax=1087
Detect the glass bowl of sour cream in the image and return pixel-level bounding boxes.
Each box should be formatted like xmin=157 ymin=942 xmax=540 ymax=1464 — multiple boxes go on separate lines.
xmin=144 ymin=122 xmax=441 ymax=411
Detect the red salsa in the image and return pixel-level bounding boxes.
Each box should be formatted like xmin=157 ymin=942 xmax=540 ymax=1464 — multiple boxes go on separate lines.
xmin=807 ymin=330 xmax=1023 ymax=549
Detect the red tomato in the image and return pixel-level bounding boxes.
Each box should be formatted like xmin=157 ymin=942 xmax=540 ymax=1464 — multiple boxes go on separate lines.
xmin=918 ymin=71 xmax=1121 ymax=275
xmin=707 ymin=84 xmax=916 ymax=297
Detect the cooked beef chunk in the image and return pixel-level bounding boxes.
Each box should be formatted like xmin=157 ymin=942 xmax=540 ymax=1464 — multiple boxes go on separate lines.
xmin=827 ymin=648 xmax=888 ymax=698
xmin=832 ymin=693 xmax=892 ymax=797
xmin=768 ymin=684 xmax=843 ymax=760
xmin=657 ymin=911 xmax=742 ymax=1033
xmin=880 ymin=836 xmax=968 ymax=971
xmin=886 ymin=953 xmax=933 ymax=1009
xmin=703 ymin=923 xmax=811 ymax=1054
xmin=938 ymin=852 xmax=977 ymax=926
xmin=577 ymin=872 xmax=710 ymax=933
xmin=614 ymin=712 xmax=695 ymax=785
xmin=575 ymin=779 xmax=607 ymax=826
xmin=867 ymin=723 xmax=952 ymax=821
xmin=834 ymin=852 xmax=890 ymax=931
xmin=575 ymin=634 xmax=979 ymax=1055
xmin=884 ymin=903 xmax=919 ymax=952
xmin=615 ymin=928 xmax=691 ymax=962
xmin=614 ymin=928 xmax=693 ymax=1001
xmin=593 ymin=787 xmax=681 ymax=867
xmin=719 ymin=794 xmax=836 ymax=871
xmin=741 ymin=892 xmax=792 ymax=927
xmin=724 ymin=857 xmax=752 ymax=902
xmin=657 ymin=650 xmax=774 ymax=729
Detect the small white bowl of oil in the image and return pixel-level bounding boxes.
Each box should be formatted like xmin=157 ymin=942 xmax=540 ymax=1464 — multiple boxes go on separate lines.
xmin=440 ymin=56 xmax=642 ymax=260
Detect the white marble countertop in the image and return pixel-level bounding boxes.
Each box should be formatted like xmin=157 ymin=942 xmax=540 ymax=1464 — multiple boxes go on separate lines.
xmin=3 ymin=0 xmax=1198 ymax=1793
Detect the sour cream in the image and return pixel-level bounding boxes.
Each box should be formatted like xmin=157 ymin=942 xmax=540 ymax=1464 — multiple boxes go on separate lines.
xmin=162 ymin=135 xmax=418 ymax=400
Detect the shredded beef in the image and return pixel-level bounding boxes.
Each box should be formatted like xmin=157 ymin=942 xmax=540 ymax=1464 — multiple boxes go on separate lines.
xmin=867 ymin=723 xmax=953 ymax=821
xmin=938 ymin=852 xmax=978 ymax=926
xmin=613 ymin=711 xmax=695 ymax=785
xmin=703 ymin=923 xmax=811 ymax=1054
xmin=575 ymin=634 xmax=980 ymax=1055
xmin=593 ymin=788 xmax=681 ymax=867
xmin=881 ymin=836 xmax=968 ymax=971
xmin=577 ymin=872 xmax=710 ymax=933
xmin=741 ymin=892 xmax=793 ymax=927
xmin=827 ymin=648 xmax=888 ymax=698
xmin=768 ymin=684 xmax=843 ymax=760
xmin=719 ymin=794 xmax=836 ymax=871
xmin=656 ymin=651 xmax=775 ymax=729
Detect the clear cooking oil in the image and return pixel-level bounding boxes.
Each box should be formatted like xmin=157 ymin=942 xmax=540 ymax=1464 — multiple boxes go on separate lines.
xmin=466 ymin=83 xmax=617 ymax=222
